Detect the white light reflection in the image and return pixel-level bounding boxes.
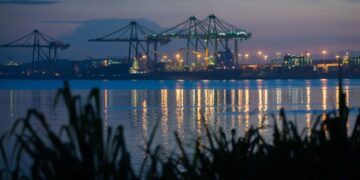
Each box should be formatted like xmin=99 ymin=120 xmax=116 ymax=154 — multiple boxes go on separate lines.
xmin=104 ymin=89 xmax=109 ymax=128
xmin=131 ymin=90 xmax=138 ymax=129
xmin=10 ymin=90 xmax=14 ymax=119
xmin=306 ymin=82 xmax=312 ymax=138
xmin=276 ymin=88 xmax=282 ymax=111
xmin=142 ymin=99 xmax=148 ymax=148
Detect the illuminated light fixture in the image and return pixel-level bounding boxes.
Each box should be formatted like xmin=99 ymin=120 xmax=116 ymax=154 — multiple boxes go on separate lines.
xmin=322 ymin=50 xmax=327 ymax=55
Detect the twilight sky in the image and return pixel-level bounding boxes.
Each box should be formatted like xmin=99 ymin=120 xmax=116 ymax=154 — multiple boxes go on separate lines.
xmin=0 ymin=0 xmax=359 ymax=61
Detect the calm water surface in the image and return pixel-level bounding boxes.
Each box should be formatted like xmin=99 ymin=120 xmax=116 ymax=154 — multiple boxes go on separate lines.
xmin=1 ymin=79 xmax=360 ymax=165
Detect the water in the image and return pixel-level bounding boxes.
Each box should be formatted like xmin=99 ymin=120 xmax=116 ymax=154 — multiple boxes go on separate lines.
xmin=1 ymin=79 xmax=360 ymax=166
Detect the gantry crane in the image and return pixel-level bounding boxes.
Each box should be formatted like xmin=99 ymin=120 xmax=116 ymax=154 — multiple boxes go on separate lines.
xmin=158 ymin=14 xmax=252 ymax=67
xmin=0 ymin=29 xmax=69 ymax=74
xmin=89 ymin=21 xmax=170 ymax=68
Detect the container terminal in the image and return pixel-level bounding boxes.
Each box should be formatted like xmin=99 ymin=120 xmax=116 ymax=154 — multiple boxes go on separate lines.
xmin=1 ymin=14 xmax=359 ymax=80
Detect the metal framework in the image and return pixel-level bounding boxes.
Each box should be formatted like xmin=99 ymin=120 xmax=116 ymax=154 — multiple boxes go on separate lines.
xmin=158 ymin=16 xmax=208 ymax=64
xmin=89 ymin=21 xmax=170 ymax=65
xmin=200 ymin=14 xmax=252 ymax=63
xmin=0 ymin=29 xmax=69 ymax=73
xmin=158 ymin=14 xmax=252 ymax=66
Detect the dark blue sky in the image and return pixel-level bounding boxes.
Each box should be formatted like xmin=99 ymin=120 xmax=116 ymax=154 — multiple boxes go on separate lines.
xmin=0 ymin=0 xmax=359 ymax=62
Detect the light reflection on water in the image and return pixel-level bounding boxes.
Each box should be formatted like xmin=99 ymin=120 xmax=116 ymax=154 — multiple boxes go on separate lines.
xmin=1 ymin=79 xmax=360 ymax=164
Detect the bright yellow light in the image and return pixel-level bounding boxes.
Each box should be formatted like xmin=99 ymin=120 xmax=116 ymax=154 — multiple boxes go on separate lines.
xmin=306 ymin=52 xmax=311 ymax=57
xmin=264 ymin=55 xmax=268 ymax=60
xmin=258 ymin=51 xmax=262 ymax=55
xmin=142 ymin=55 xmax=147 ymax=59
xmin=336 ymin=55 xmax=340 ymax=59
xmin=163 ymin=55 xmax=168 ymax=59
xmin=197 ymin=54 xmax=201 ymax=59
xmin=175 ymin=53 xmax=180 ymax=59
xmin=245 ymin=53 xmax=249 ymax=58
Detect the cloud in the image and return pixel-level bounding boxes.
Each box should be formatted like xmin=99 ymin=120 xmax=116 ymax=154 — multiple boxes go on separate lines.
xmin=0 ymin=0 xmax=58 ymax=5
xmin=43 ymin=20 xmax=84 ymax=24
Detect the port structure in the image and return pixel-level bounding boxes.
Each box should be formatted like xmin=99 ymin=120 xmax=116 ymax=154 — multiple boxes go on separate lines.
xmin=158 ymin=16 xmax=207 ymax=65
xmin=0 ymin=29 xmax=69 ymax=74
xmin=89 ymin=21 xmax=171 ymax=68
xmin=158 ymin=14 xmax=252 ymax=67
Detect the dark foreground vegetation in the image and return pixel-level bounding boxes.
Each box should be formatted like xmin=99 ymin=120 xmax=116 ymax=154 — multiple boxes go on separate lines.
xmin=1 ymin=78 xmax=360 ymax=179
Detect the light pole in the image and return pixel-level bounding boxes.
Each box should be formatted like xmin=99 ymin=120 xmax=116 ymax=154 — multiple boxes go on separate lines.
xmin=322 ymin=50 xmax=327 ymax=59
xmin=336 ymin=55 xmax=340 ymax=65
xmin=264 ymin=55 xmax=268 ymax=65
xmin=244 ymin=53 xmax=249 ymax=63
xmin=306 ymin=52 xmax=311 ymax=62
xmin=196 ymin=54 xmax=201 ymax=65
xmin=276 ymin=51 xmax=281 ymax=64
xmin=238 ymin=53 xmax=242 ymax=63
xmin=257 ymin=51 xmax=263 ymax=64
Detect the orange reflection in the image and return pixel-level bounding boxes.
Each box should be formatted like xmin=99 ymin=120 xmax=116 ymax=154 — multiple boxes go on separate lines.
xmin=258 ymin=88 xmax=263 ymax=113
xmin=245 ymin=88 xmax=250 ymax=132
xmin=196 ymin=89 xmax=202 ymax=136
xmin=306 ymin=85 xmax=311 ymax=111
xmin=276 ymin=88 xmax=282 ymax=111
xmin=204 ymin=89 xmax=214 ymax=125
xmin=237 ymin=89 xmax=243 ymax=112
xmin=264 ymin=88 xmax=268 ymax=112
xmin=142 ymin=99 xmax=148 ymax=147
xmin=237 ymin=89 xmax=243 ymax=130
xmin=321 ymin=79 xmax=328 ymax=111
xmin=161 ymin=89 xmax=169 ymax=146
xmin=231 ymin=89 xmax=235 ymax=113
xmin=176 ymin=89 xmax=184 ymax=141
